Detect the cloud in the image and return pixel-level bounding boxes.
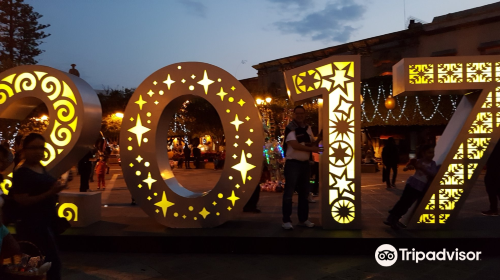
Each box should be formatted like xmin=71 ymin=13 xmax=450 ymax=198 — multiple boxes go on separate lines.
xmin=267 ymin=0 xmax=314 ymax=9
xmin=274 ymin=0 xmax=366 ymax=43
xmin=178 ymin=0 xmax=207 ymax=18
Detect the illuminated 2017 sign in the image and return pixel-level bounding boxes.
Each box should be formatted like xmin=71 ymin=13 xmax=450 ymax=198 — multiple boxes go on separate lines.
xmin=0 ymin=66 xmax=102 ymax=195
xmin=393 ymin=56 xmax=500 ymax=228
xmin=119 ymin=62 xmax=264 ymax=228
xmin=284 ymin=56 xmax=361 ymax=229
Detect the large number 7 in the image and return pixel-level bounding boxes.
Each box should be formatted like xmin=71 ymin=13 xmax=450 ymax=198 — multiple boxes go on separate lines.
xmin=393 ymin=55 xmax=500 ymax=228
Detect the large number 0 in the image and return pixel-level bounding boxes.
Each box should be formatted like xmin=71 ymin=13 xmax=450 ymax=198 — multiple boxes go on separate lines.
xmin=120 ymin=62 xmax=264 ymax=228
xmin=393 ymin=55 xmax=500 ymax=228
xmin=0 ymin=65 xmax=102 ymax=195
xmin=284 ymin=56 xmax=361 ymax=229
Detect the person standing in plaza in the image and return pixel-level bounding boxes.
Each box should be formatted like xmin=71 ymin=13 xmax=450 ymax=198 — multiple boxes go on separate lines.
xmin=193 ymin=145 xmax=201 ymax=169
xmin=482 ymin=141 xmax=500 ymax=216
xmin=94 ymin=155 xmax=108 ymax=190
xmin=183 ymin=144 xmax=191 ymax=169
xmin=282 ymin=106 xmax=322 ymax=230
xmin=9 ymin=133 xmax=65 ymax=280
xmin=78 ymin=150 xmax=93 ymax=192
xmin=382 ymin=137 xmax=399 ymax=188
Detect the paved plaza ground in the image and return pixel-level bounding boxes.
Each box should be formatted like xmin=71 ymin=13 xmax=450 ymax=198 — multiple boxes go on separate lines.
xmin=47 ymin=164 xmax=500 ymax=279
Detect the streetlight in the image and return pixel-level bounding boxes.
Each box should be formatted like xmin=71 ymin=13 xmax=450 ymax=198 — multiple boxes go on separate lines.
xmin=40 ymin=115 xmax=48 ymax=121
xmin=115 ymin=112 xmax=124 ymax=118
xmin=256 ymin=98 xmax=263 ymax=105
xmin=265 ymin=97 xmax=272 ymax=103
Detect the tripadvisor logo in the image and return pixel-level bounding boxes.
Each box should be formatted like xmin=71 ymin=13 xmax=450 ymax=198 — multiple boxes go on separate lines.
xmin=375 ymin=244 xmax=482 ymax=267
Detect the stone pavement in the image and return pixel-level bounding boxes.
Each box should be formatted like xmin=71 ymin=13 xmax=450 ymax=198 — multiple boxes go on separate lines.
xmin=59 ymin=164 xmax=499 ymax=239
xmin=52 ymin=164 xmax=500 ymax=279
xmin=59 ymin=252 xmax=500 ymax=280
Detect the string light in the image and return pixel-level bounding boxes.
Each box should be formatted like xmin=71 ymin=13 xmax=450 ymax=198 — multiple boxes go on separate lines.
xmin=361 ymin=82 xmax=458 ymax=123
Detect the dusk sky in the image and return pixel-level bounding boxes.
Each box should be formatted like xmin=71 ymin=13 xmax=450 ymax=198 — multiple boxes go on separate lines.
xmin=26 ymin=0 xmax=499 ymax=90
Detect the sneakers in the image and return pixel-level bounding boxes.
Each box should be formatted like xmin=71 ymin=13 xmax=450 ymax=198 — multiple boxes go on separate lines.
xmin=481 ymin=210 xmax=499 ymax=216
xmin=282 ymin=222 xmax=294 ymax=230
xmin=298 ymin=220 xmax=315 ymax=228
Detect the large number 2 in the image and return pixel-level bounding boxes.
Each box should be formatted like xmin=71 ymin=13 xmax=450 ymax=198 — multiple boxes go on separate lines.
xmin=393 ymin=55 xmax=500 ymax=228
xmin=0 ymin=65 xmax=102 ymax=195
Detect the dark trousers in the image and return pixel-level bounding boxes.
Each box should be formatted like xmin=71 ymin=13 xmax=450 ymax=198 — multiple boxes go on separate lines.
xmin=311 ymin=162 xmax=319 ymax=194
xmin=485 ymin=175 xmax=500 ymax=211
xmin=244 ymin=184 xmax=261 ymax=210
xmin=16 ymin=222 xmax=61 ymax=280
xmin=78 ymin=164 xmax=91 ymax=192
xmin=388 ymin=184 xmax=424 ymax=220
xmin=184 ymin=157 xmax=191 ymax=168
xmin=283 ymin=160 xmax=310 ymax=223
xmin=383 ymin=164 xmax=398 ymax=187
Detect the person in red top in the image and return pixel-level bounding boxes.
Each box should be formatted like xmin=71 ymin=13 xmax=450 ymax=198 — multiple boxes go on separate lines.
xmin=94 ymin=155 xmax=108 ymax=190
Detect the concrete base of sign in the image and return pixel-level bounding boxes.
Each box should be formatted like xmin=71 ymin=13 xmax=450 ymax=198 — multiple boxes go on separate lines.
xmin=57 ymin=192 xmax=101 ymax=227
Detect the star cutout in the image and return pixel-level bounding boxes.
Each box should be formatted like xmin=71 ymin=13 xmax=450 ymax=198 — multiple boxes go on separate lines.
xmin=147 ymin=196 xmax=152 ymax=201
xmin=234 ymin=143 xmax=238 ymax=148
xmin=130 ymin=117 xmax=134 ymax=121
xmin=143 ymin=172 xmax=157 ymax=190
xmin=155 ymin=191 xmax=175 ymax=217
xmin=163 ymin=74 xmax=175 ymax=90
xmin=156 ymin=209 xmax=159 ymax=213
xmin=191 ymin=74 xmax=196 ymax=79
xmin=147 ymin=90 xmax=155 ymax=97
xmin=197 ymin=70 xmax=214 ymax=94
xmin=128 ymin=114 xmax=151 ymax=147
xmin=230 ymin=114 xmax=244 ymax=131
xmin=128 ymin=137 xmax=132 ymax=141
xmin=333 ymin=96 xmax=355 ymax=117
xmin=135 ymin=95 xmax=147 ymax=110
xmin=247 ymin=176 xmax=252 ymax=181
xmin=245 ymin=116 xmax=250 ymax=121
xmin=213 ymin=201 xmax=217 ymax=206
xmin=227 ymin=206 xmax=232 ymax=211
xmin=181 ymin=79 xmax=186 ymax=83
xmin=182 ymin=215 xmax=186 ymax=219
xmin=238 ymin=99 xmax=245 ymax=106
xmin=199 ymin=207 xmax=210 ymax=219
xmin=330 ymin=114 xmax=355 ymax=141
xmin=153 ymin=81 xmax=157 ymax=85
xmin=326 ymin=68 xmax=352 ymax=91
xmin=227 ymin=190 xmax=240 ymax=206
xmin=330 ymin=142 xmax=352 ymax=166
xmin=231 ymin=86 xmax=235 ymax=91
xmin=129 ymin=163 xmax=134 ymax=167
xmin=297 ymin=70 xmax=321 ymax=91
xmin=232 ymin=154 xmax=237 ymax=159
xmin=136 ymin=155 xmax=143 ymax=163
xmin=216 ymin=87 xmax=228 ymax=101
xmin=235 ymin=135 xmax=239 ymax=139
xmin=235 ymin=184 xmax=240 ymax=189
xmin=331 ymin=171 xmax=354 ymax=195
xmin=245 ymin=139 xmax=253 ymax=146
xmin=154 ymin=100 xmax=159 ymax=105
xmin=232 ymin=150 xmax=256 ymax=184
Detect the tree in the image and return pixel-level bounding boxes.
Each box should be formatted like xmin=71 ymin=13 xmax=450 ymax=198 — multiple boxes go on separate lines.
xmin=97 ymin=87 xmax=134 ymax=141
xmin=0 ymin=0 xmax=50 ymax=71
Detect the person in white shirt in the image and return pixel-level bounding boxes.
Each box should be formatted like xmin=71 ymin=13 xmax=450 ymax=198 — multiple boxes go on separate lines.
xmin=282 ymin=106 xmax=322 ymax=230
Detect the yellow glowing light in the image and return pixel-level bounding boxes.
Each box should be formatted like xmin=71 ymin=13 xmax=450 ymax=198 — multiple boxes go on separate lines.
xmin=155 ymin=191 xmax=175 ymax=217
xmin=249 ymin=129 xmax=254 ymax=132
xmin=189 ymin=206 xmax=194 ymax=211
xmin=218 ymin=78 xmax=221 ymax=82
xmin=136 ymin=171 xmax=141 ymax=176
xmin=191 ymin=74 xmax=196 ymax=79
xmin=181 ymin=79 xmax=186 ymax=83
xmin=128 ymin=114 xmax=151 ymax=146
xmin=256 ymin=98 xmax=263 ymax=105
xmin=231 ymin=86 xmax=235 ymax=91
xmin=231 ymin=150 xmax=256 ymax=184
xmin=218 ymin=193 xmax=223 ymax=198
xmin=245 ymin=116 xmax=250 ymax=121
xmin=177 ymin=66 xmax=182 ymax=69
xmin=331 ymin=200 xmax=355 ymax=224
xmin=147 ymin=112 xmax=152 ymax=117
xmin=197 ymin=70 xmax=214 ymax=94
xmin=159 ymin=90 xmax=164 ymax=95
xmin=227 ymin=190 xmax=240 ymax=206
xmin=238 ymin=99 xmax=245 ymax=106
xmin=247 ymin=176 xmax=252 ymax=181
xmin=199 ymin=207 xmax=210 ymax=219
xmin=130 ymin=117 xmax=134 ymax=121
xmin=246 ymin=153 xmax=252 ymax=158
xmin=154 ymin=100 xmax=159 ymax=105
xmin=153 ymin=81 xmax=157 ymax=85
xmin=174 ymin=212 xmax=179 ymax=217
xmin=147 ymin=90 xmax=155 ymax=97
xmin=40 ymin=115 xmax=48 ymax=120
xmin=143 ymin=172 xmax=157 ymax=190
xmin=245 ymin=139 xmax=253 ymax=146
xmin=235 ymin=135 xmax=239 ymax=139
xmin=129 ymin=163 xmax=134 ymax=167
xmin=189 ymin=85 xmax=195 ymax=91
xmin=182 ymin=215 xmax=186 ymax=219
xmin=230 ymin=114 xmax=244 ymax=131
xmin=226 ymin=109 xmax=230 ymax=113
xmin=265 ymin=97 xmax=272 ymax=103
xmin=137 ymin=184 xmax=142 ymax=188
xmin=145 ymin=162 xmax=150 ymax=167
xmin=58 ymin=203 xmax=78 ymax=222
xmin=232 ymin=154 xmax=237 ymax=159
xmin=154 ymin=193 xmax=158 ymax=196
xmin=194 ymin=217 xmax=198 ymax=220
xmin=216 ymin=212 xmax=220 ymax=216
xmin=136 ymin=155 xmax=143 ymax=162
xmin=216 ymin=87 xmax=228 ymax=101
xmin=128 ymin=146 xmax=133 ymax=151
xmin=147 ymin=196 xmax=152 ymax=201
xmin=212 ymin=201 xmax=217 ymax=206
xmin=128 ymin=137 xmax=132 ymax=141
xmin=234 ymin=143 xmax=238 ymax=148
xmin=227 ymin=206 xmax=232 ymax=211
xmin=144 ymin=138 xmax=148 ymax=143
xmin=229 ymin=176 xmax=233 ymax=180
xmin=229 ymin=97 xmax=234 ymax=102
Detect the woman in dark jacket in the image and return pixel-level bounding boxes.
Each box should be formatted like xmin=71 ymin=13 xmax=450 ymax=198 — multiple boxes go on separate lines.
xmin=10 ymin=133 xmax=65 ymax=280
